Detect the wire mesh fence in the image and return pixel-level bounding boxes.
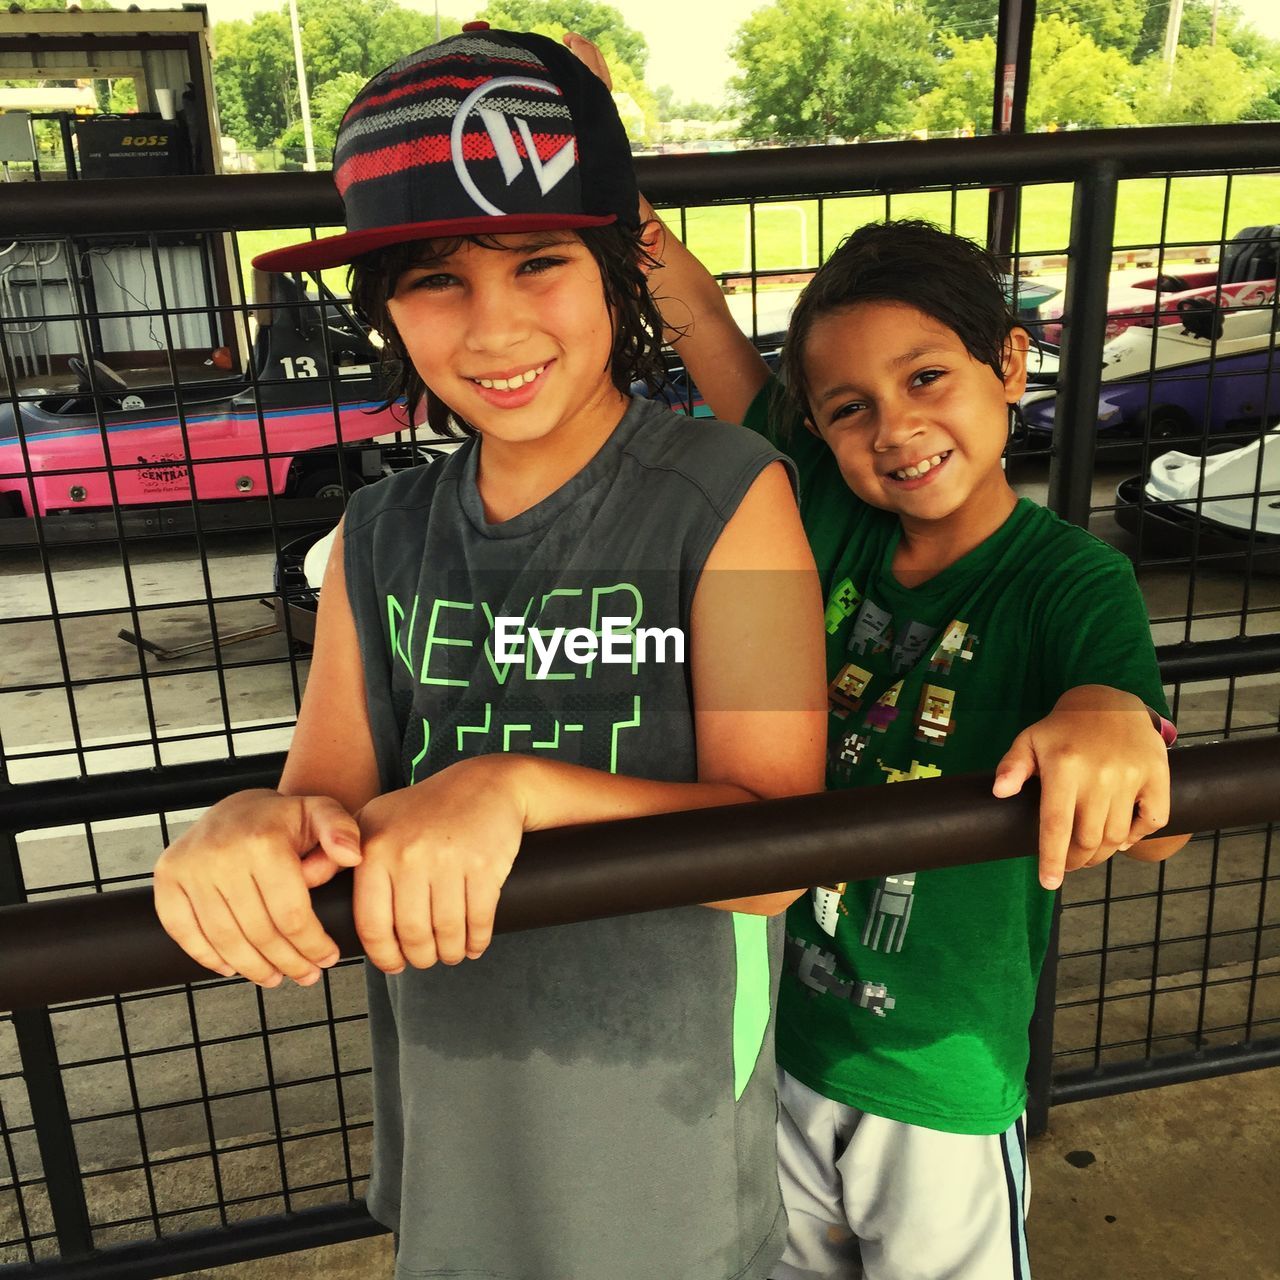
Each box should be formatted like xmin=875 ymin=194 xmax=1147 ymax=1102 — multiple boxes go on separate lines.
xmin=1 ymin=130 xmax=1278 ymax=1274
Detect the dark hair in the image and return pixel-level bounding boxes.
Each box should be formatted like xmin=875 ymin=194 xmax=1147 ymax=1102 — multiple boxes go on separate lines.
xmin=347 ymin=223 xmax=665 ymax=438
xmin=781 ymin=219 xmax=1018 ymax=420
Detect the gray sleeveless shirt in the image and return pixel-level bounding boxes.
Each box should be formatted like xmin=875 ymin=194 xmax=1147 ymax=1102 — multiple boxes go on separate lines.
xmin=342 ymin=396 xmax=790 ymax=1280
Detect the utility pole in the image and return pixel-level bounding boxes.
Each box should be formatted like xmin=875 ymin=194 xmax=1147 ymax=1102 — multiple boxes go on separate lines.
xmin=1210 ymin=0 xmax=1220 ymax=46
xmin=287 ymin=0 xmax=317 ymax=171
xmin=1163 ymin=0 xmax=1186 ymax=91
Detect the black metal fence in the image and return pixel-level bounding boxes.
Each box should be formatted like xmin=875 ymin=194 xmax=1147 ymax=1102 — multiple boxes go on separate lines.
xmin=1 ymin=124 xmax=1278 ymax=1275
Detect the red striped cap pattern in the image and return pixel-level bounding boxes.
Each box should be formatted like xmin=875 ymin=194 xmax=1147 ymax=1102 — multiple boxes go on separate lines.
xmin=254 ymin=29 xmax=637 ymax=273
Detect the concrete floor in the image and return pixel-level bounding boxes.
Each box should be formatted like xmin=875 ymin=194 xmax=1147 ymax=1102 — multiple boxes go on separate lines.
xmin=174 ymin=1068 xmax=1280 ymax=1280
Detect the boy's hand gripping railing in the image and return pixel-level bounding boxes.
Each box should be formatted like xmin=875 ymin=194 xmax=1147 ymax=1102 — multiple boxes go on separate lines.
xmin=1 ymin=738 xmax=1277 ymax=1013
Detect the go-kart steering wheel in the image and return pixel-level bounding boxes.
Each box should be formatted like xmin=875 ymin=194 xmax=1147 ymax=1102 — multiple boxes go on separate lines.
xmin=67 ymin=355 xmax=130 ymax=394
xmin=60 ymin=356 xmax=130 ymax=415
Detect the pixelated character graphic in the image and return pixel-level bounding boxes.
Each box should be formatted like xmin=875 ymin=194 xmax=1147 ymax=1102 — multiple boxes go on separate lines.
xmin=878 ymin=759 xmax=943 ymax=784
xmin=929 ymin=618 xmax=979 ymax=675
xmin=914 ymin=684 xmax=956 ymax=746
xmin=825 ymin=578 xmax=861 ymax=634
xmin=785 ymin=933 xmax=897 ymax=1017
xmin=862 ymin=872 xmax=917 ymax=952
xmin=829 ymin=663 xmax=873 ymax=718
xmin=892 ymin=619 xmax=937 ymax=673
xmin=865 ymin=680 xmax=903 ymax=733
xmin=846 ymin=599 xmax=893 ymax=657
xmin=813 ymin=883 xmax=847 ymax=936
xmin=836 ymin=729 xmax=869 ymax=770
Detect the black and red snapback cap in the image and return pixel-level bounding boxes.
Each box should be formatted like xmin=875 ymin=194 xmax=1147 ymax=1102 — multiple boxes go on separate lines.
xmin=253 ymin=25 xmax=638 ymax=273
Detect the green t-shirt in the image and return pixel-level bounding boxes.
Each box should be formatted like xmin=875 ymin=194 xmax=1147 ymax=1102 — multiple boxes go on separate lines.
xmin=743 ymin=379 xmax=1169 ymax=1135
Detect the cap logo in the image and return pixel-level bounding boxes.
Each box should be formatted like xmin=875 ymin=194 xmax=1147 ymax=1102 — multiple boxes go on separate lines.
xmin=450 ymin=76 xmax=576 ymax=216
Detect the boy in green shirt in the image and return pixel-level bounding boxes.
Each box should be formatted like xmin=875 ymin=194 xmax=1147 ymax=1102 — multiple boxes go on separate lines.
xmin=572 ymin=39 xmax=1184 ymax=1276
xmin=631 ymin=196 xmax=1187 ymax=1277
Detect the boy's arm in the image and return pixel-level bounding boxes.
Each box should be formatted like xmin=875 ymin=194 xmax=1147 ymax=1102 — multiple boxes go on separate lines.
xmin=641 ymin=196 xmax=773 ymax=427
xmin=564 ymin=32 xmax=769 ymax=426
xmin=994 ymin=686 xmax=1188 ymax=889
xmin=158 ymin=473 xmax=825 ymax=983
xmin=350 ymin=460 xmax=828 ymax=974
xmin=154 ymin=519 xmax=382 ymax=987
xmin=992 ymin=555 xmax=1188 ymax=889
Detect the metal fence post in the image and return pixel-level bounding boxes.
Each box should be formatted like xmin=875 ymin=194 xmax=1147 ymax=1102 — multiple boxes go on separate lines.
xmin=1029 ymin=160 xmax=1120 ymax=1136
xmin=0 ymin=820 xmax=94 ymax=1260
xmin=1047 ymin=159 xmax=1119 ymax=524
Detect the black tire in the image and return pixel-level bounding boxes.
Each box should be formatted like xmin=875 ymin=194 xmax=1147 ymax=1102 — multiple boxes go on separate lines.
xmin=1140 ymin=404 xmax=1193 ymax=443
xmin=291 ymin=466 xmax=364 ymax=501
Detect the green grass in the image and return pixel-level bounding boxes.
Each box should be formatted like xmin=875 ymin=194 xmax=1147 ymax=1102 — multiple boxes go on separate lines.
xmin=672 ymin=172 xmax=1280 ymax=276
xmin=236 ymin=228 xmax=352 ymax=299
xmin=231 ymin=171 xmax=1280 ymax=299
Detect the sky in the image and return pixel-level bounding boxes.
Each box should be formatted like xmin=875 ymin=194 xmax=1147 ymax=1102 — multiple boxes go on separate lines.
xmin=124 ymin=0 xmax=1280 ymax=110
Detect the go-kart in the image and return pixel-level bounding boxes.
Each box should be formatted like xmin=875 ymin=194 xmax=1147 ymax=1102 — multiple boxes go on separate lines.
xmin=1114 ymin=424 xmax=1280 ymax=568
xmin=1020 ymin=295 xmax=1280 ymax=447
xmin=1037 ymin=224 xmax=1278 ymax=346
xmin=0 ymin=275 xmax=413 ymax=537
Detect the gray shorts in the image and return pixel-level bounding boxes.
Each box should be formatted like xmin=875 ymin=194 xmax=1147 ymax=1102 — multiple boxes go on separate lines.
xmin=772 ymin=1069 xmax=1032 ymax=1280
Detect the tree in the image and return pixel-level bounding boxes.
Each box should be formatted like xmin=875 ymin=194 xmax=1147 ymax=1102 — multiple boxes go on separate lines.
xmin=729 ymin=0 xmax=936 ymax=142
xmin=278 ymin=70 xmax=366 ymax=158
xmin=918 ymin=0 xmax=996 ymax=42
xmin=298 ymin=0 xmax=453 ymax=87
xmin=477 ymin=0 xmax=648 ymax=79
xmin=913 ymin=34 xmax=994 ymax=134
xmin=922 ymin=0 xmax=1146 ymax=56
xmin=1024 ymin=16 xmax=1139 ymax=130
xmin=1132 ymin=43 xmax=1273 ymax=126
xmin=10 ymin=0 xmax=115 ymax=8
xmin=211 ymin=0 xmax=462 ymax=153
xmin=211 ymin=13 xmax=298 ymax=149
xmin=1034 ymin=0 xmax=1146 ymax=58
xmin=1131 ymin=0 xmax=1280 ymax=122
xmin=1135 ymin=0 xmax=1223 ymax=60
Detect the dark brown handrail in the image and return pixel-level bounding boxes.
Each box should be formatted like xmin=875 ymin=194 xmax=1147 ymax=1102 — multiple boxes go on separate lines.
xmin=1 ymin=737 xmax=1276 ymax=1012
xmin=1 ymin=124 xmax=1277 ymax=238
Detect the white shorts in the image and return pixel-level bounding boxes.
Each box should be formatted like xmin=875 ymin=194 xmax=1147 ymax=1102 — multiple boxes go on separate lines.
xmin=772 ymin=1069 xmax=1032 ymax=1280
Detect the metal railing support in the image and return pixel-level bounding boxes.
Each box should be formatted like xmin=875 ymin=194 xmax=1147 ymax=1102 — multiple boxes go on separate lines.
xmin=1052 ymin=1036 xmax=1280 ymax=1105
xmin=0 ymin=1203 xmax=385 ymax=1280
xmin=1030 ymin=158 xmax=1121 ymax=1132
xmin=1048 ymin=159 xmax=1119 ymax=526
xmin=0 ymin=825 xmax=94 ymax=1261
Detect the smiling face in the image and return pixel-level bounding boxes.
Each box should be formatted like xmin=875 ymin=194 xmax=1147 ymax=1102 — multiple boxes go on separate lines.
xmin=803 ymin=300 xmax=1029 ymax=542
xmin=385 ymin=231 xmax=627 ymax=454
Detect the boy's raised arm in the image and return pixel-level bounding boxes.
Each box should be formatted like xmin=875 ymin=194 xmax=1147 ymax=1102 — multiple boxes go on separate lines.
xmin=641 ymin=198 xmax=774 ymax=426
xmin=564 ymin=33 xmax=770 ymax=425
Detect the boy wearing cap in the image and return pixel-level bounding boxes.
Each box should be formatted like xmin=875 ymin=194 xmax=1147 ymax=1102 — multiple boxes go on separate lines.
xmin=154 ymin=26 xmax=827 ymax=1280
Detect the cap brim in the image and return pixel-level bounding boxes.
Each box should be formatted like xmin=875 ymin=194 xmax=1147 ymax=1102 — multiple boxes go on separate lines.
xmin=252 ymin=212 xmax=619 ymax=273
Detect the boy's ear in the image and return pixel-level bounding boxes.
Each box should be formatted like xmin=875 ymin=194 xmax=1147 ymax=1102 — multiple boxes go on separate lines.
xmin=1001 ymin=326 xmax=1031 ymax=401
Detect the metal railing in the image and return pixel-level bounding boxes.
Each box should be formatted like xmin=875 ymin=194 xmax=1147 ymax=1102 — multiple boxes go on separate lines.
xmin=1 ymin=123 xmax=1278 ymax=1275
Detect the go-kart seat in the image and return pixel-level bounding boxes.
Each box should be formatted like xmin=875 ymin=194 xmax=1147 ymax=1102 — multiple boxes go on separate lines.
xmin=1177 ymin=296 xmax=1224 ymax=342
xmin=1220 ymin=224 xmax=1280 ymax=285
